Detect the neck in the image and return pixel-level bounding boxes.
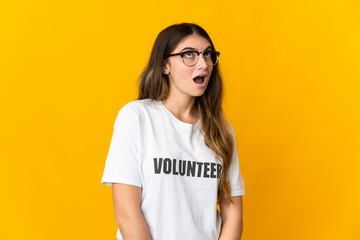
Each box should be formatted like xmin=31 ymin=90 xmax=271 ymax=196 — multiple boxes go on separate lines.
xmin=162 ymin=95 xmax=198 ymax=123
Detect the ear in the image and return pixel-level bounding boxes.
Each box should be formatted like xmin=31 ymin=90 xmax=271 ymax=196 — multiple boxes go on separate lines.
xmin=162 ymin=60 xmax=170 ymax=75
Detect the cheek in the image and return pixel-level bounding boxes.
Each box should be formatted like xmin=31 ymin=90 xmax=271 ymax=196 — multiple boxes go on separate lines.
xmin=172 ymin=66 xmax=193 ymax=82
xmin=209 ymin=67 xmax=214 ymax=78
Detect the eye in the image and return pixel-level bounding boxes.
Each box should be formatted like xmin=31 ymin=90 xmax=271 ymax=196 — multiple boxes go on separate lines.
xmin=183 ymin=51 xmax=195 ymax=58
xmin=203 ymin=50 xmax=212 ymax=58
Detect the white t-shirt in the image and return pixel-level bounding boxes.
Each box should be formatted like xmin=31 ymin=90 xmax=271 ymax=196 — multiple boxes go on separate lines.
xmin=101 ymin=99 xmax=245 ymax=240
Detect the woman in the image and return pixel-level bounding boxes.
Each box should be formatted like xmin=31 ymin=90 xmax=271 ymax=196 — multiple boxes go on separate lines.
xmin=101 ymin=22 xmax=245 ymax=240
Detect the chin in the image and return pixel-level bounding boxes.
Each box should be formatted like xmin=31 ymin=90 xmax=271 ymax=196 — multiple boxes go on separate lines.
xmin=193 ymin=91 xmax=206 ymax=97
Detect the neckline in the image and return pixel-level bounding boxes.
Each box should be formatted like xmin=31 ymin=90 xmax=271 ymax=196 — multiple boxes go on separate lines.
xmin=158 ymin=100 xmax=201 ymax=127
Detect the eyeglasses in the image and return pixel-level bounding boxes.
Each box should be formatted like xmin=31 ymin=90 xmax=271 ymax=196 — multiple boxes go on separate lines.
xmin=165 ymin=50 xmax=220 ymax=67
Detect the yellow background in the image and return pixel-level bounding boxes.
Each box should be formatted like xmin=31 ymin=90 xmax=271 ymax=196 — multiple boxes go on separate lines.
xmin=1 ymin=0 xmax=359 ymax=239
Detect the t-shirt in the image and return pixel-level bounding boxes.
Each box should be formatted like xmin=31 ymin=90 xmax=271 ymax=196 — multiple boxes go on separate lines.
xmin=101 ymin=98 xmax=245 ymax=240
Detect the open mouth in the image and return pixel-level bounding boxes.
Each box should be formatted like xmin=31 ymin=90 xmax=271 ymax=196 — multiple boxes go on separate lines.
xmin=193 ymin=76 xmax=205 ymax=84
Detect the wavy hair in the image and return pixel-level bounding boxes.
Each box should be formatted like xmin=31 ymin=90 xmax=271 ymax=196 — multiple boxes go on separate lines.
xmin=137 ymin=23 xmax=235 ymax=205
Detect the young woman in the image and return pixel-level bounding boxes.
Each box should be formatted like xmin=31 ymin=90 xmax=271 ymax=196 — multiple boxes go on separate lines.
xmin=101 ymin=23 xmax=245 ymax=240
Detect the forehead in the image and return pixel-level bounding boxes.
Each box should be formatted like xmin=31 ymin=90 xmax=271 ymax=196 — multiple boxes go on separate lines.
xmin=174 ymin=34 xmax=212 ymax=51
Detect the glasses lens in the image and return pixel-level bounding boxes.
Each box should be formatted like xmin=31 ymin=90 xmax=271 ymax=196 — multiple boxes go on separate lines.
xmin=210 ymin=51 xmax=218 ymax=66
xmin=182 ymin=51 xmax=197 ymax=66
xmin=181 ymin=50 xmax=219 ymax=66
xmin=203 ymin=51 xmax=218 ymax=66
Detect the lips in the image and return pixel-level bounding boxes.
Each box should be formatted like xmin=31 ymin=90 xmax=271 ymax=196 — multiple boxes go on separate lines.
xmin=193 ymin=74 xmax=207 ymax=84
xmin=193 ymin=76 xmax=205 ymax=83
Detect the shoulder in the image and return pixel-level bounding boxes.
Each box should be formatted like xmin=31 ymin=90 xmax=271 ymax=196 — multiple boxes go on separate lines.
xmin=120 ymin=98 xmax=160 ymax=113
xmin=116 ymin=98 xmax=161 ymax=121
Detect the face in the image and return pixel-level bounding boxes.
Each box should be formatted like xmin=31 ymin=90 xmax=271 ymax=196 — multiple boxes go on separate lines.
xmin=163 ymin=34 xmax=214 ymax=99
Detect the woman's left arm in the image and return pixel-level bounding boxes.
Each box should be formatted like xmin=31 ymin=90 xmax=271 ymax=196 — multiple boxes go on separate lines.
xmin=218 ymin=196 xmax=243 ymax=240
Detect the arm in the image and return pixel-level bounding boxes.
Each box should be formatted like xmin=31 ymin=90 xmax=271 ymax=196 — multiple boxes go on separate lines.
xmin=218 ymin=196 xmax=243 ymax=240
xmin=112 ymin=183 xmax=152 ymax=240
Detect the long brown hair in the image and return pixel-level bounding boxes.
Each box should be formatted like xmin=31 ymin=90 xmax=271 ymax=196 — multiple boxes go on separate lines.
xmin=137 ymin=23 xmax=235 ymax=205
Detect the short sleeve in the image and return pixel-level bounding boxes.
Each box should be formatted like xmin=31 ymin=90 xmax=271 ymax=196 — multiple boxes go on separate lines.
xmin=228 ymin=124 xmax=245 ymax=196
xmin=101 ymin=103 xmax=142 ymax=188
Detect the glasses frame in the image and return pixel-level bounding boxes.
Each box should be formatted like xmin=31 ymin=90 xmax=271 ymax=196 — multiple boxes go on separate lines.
xmin=165 ymin=50 xmax=220 ymax=67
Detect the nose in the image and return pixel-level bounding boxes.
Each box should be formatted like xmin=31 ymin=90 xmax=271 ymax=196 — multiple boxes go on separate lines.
xmin=196 ymin=53 xmax=208 ymax=69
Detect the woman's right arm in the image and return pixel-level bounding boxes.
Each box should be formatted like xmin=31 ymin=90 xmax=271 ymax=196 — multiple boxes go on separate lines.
xmin=112 ymin=183 xmax=152 ymax=240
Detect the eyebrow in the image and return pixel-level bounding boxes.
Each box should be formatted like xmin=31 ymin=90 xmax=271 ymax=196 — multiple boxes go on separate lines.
xmin=180 ymin=46 xmax=212 ymax=52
